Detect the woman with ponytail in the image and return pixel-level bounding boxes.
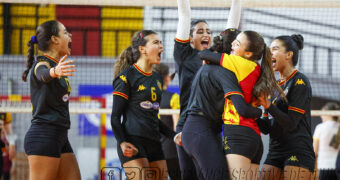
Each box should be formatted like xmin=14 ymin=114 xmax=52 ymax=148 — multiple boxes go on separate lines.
xmin=257 ymin=34 xmax=315 ymax=180
xmin=110 ymin=30 xmax=176 ymax=180
xmin=198 ymin=30 xmax=284 ymax=179
xmin=22 ymin=20 xmax=81 ymax=180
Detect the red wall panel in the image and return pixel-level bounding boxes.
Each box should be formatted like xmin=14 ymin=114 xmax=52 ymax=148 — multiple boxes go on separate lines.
xmin=56 ymin=5 xmax=100 ymax=56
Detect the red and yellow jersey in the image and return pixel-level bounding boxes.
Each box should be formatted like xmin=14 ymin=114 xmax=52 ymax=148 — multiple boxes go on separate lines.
xmin=220 ymin=53 xmax=262 ymax=136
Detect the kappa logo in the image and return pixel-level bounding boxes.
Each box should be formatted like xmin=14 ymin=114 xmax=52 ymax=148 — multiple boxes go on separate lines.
xmin=120 ymin=75 xmax=127 ymax=83
xmin=295 ymin=79 xmax=305 ymax=86
xmin=288 ymin=155 xmax=299 ymax=162
xmin=224 ymin=137 xmax=230 ymax=150
xmin=137 ymin=85 xmax=146 ymax=91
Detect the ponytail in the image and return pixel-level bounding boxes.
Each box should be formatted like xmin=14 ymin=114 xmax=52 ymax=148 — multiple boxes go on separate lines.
xmin=253 ymin=45 xmax=287 ymax=101
xmin=22 ymin=20 xmax=60 ymax=82
xmin=113 ymin=46 xmax=135 ymax=78
xmin=22 ymin=40 xmax=35 ymax=82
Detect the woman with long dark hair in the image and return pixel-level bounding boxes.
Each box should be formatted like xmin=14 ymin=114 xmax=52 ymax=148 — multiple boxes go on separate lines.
xmin=23 ymin=20 xmax=80 ymax=180
xmin=258 ymin=34 xmax=315 ymax=180
xmin=111 ymin=30 xmax=176 ymax=180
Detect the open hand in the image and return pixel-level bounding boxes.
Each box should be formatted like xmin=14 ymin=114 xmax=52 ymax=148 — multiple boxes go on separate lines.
xmin=53 ymin=55 xmax=76 ymax=77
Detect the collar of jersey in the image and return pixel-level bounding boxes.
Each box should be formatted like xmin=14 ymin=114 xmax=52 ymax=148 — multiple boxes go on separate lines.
xmin=133 ymin=64 xmax=152 ymax=76
xmin=278 ymin=69 xmax=298 ymax=86
xmin=43 ymin=54 xmax=59 ymax=64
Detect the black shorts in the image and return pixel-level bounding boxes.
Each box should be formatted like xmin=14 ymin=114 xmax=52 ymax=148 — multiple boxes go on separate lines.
xmin=117 ymin=136 xmax=164 ymax=165
xmin=264 ymin=153 xmax=315 ymax=172
xmin=24 ymin=123 xmax=73 ymax=158
xmin=223 ymin=125 xmax=263 ymax=164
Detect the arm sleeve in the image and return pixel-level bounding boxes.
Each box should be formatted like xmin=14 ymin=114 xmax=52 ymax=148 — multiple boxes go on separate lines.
xmin=110 ymin=74 xmax=130 ymax=144
xmin=35 ymin=65 xmax=53 ymax=83
xmin=219 ymin=68 xmax=242 ymax=97
xmin=174 ymin=40 xmax=191 ymax=67
xmin=198 ymin=49 xmax=222 ymax=65
xmin=267 ymin=82 xmax=310 ymax=132
xmin=176 ymin=0 xmax=191 ymax=41
xmin=199 ymin=50 xmax=258 ymax=83
xmin=159 ymin=120 xmax=176 ymax=139
xmin=229 ymin=95 xmax=262 ymax=119
xmin=226 ymin=0 xmax=241 ymax=29
xmin=110 ymin=95 xmax=128 ymax=145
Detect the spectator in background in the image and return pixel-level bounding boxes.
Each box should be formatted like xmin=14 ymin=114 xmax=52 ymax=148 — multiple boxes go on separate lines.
xmin=313 ymin=102 xmax=340 ymax=180
xmin=154 ymin=63 xmax=181 ymax=180
xmin=0 ymin=112 xmax=16 ymax=180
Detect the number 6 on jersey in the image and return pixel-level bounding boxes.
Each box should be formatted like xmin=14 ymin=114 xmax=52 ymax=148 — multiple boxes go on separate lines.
xmin=151 ymin=87 xmax=157 ymax=101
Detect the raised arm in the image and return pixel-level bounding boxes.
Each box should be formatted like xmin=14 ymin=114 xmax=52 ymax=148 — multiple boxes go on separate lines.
xmin=176 ymin=0 xmax=191 ymax=41
xmin=198 ymin=49 xmax=221 ymax=65
xmin=226 ymin=0 xmax=242 ymax=29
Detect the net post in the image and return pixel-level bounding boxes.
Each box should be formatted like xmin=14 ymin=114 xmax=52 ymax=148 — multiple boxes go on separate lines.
xmin=97 ymin=97 xmax=107 ymax=180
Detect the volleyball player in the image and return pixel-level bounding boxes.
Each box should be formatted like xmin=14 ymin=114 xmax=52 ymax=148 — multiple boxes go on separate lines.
xmin=154 ymin=63 xmax=181 ymax=180
xmin=199 ymin=30 xmax=285 ymax=179
xmin=257 ymin=34 xmax=315 ymax=180
xmin=174 ymin=0 xmax=241 ymax=179
xmin=111 ymin=30 xmax=176 ymax=180
xmin=22 ymin=20 xmax=81 ymax=180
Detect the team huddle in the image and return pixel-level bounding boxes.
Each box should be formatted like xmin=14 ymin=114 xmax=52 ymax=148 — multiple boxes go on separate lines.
xmin=21 ymin=0 xmax=317 ymax=179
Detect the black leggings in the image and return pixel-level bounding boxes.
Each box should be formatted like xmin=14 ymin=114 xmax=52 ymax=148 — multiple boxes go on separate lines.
xmin=182 ymin=114 xmax=229 ymax=180
xmin=176 ymin=126 xmax=199 ymax=180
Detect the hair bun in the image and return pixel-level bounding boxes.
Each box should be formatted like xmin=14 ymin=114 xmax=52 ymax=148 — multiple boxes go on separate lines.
xmin=291 ymin=34 xmax=304 ymax=50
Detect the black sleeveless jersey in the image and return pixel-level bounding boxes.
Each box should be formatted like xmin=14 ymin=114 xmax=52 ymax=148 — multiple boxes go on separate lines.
xmin=112 ymin=64 xmax=164 ymax=141
xmin=30 ymin=55 xmax=71 ymax=129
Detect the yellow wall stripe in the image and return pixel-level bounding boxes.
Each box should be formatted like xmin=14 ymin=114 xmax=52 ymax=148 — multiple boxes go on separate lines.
xmin=101 ymin=7 xmax=143 ymax=57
